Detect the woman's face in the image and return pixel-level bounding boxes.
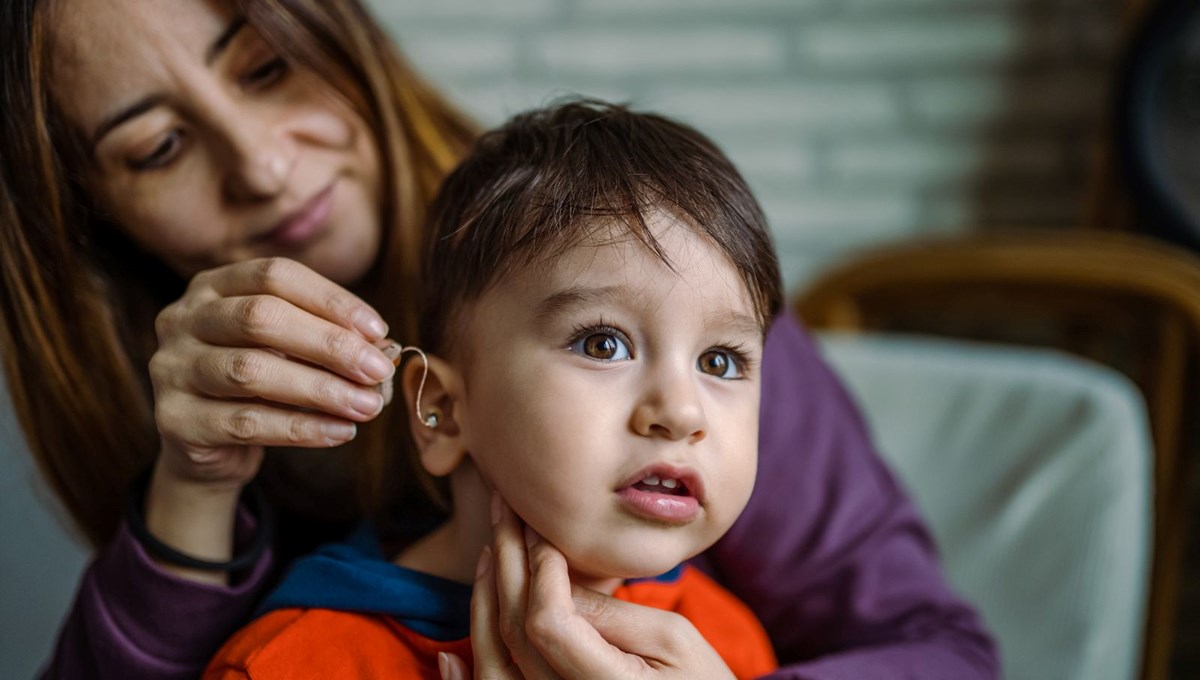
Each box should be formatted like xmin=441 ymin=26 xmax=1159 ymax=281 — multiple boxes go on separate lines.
xmin=49 ymin=0 xmax=382 ymax=285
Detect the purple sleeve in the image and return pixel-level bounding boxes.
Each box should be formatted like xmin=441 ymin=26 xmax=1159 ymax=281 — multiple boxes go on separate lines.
xmin=40 ymin=509 xmax=273 ymax=679
xmin=693 ymin=311 xmax=999 ymax=679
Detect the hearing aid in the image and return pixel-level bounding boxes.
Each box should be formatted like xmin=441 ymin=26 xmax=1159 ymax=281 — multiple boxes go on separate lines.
xmin=391 ymin=344 xmax=440 ymax=429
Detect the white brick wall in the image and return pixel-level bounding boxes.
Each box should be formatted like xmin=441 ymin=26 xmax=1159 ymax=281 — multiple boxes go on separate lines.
xmin=366 ymin=0 xmax=1122 ymax=292
xmin=576 ymin=0 xmax=822 ymax=15
xmin=372 ymin=0 xmax=557 ymax=22
xmin=531 ymin=29 xmax=788 ymax=77
xmin=794 ymin=17 xmax=1056 ymax=69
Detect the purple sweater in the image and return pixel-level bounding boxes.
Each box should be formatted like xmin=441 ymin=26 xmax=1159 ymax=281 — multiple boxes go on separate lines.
xmin=42 ymin=312 xmax=998 ymax=679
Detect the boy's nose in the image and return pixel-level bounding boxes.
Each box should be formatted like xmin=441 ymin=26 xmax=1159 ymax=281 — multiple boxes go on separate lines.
xmin=630 ymin=368 xmax=708 ymax=444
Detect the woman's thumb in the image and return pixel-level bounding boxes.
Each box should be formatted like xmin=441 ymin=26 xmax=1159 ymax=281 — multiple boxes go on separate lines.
xmin=439 ymin=651 xmax=470 ymax=680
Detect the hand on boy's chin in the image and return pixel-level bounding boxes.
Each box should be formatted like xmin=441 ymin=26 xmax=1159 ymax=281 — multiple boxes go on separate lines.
xmin=482 ymin=491 xmax=718 ymax=582
xmin=496 ymin=507 xmax=705 ymax=586
xmin=442 ymin=494 xmax=737 ymax=680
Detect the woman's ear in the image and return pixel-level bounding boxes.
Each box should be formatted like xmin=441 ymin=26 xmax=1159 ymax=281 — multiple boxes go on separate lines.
xmin=401 ymin=352 xmax=467 ymax=478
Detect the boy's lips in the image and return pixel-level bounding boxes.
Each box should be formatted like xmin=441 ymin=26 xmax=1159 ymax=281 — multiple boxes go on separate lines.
xmin=615 ymin=463 xmax=704 ymax=524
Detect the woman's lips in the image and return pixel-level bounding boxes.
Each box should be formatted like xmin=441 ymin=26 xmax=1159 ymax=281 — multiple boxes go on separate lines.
xmin=259 ymin=184 xmax=334 ymax=248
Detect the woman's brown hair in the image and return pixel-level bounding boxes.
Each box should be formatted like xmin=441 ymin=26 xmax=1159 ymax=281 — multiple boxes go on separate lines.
xmin=0 ymin=0 xmax=477 ymax=548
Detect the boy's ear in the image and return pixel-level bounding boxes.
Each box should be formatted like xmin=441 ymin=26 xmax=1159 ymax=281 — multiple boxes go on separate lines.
xmin=401 ymin=352 xmax=467 ymax=478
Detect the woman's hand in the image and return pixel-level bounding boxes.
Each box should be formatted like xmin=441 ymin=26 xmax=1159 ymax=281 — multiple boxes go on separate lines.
xmin=438 ymin=497 xmax=737 ymax=680
xmin=144 ymin=257 xmax=396 ymax=582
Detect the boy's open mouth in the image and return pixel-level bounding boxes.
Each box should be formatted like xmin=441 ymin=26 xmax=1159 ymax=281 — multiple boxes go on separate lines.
xmin=631 ymin=474 xmax=692 ymax=497
xmin=617 ymin=466 xmax=704 ymax=523
xmin=618 ymin=464 xmax=705 ymax=505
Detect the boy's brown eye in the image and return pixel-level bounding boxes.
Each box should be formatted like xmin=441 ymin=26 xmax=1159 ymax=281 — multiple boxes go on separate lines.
xmin=568 ymin=329 xmax=632 ymax=361
xmin=584 ymin=334 xmax=620 ymax=359
xmin=698 ymin=350 xmax=742 ymax=379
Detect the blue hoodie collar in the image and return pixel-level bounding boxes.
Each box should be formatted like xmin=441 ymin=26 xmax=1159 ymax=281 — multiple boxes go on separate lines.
xmin=259 ymin=523 xmax=684 ymax=641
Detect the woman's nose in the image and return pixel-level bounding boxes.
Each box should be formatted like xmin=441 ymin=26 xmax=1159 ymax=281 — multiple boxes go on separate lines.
xmin=220 ymin=113 xmax=294 ymax=202
xmin=630 ymin=365 xmax=708 ymax=444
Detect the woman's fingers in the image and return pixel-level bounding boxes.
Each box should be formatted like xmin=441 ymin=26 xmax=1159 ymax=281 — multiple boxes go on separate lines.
xmin=191 ymin=295 xmax=394 ymax=386
xmin=490 ymin=496 xmax=563 ymax=679
xmin=148 ymin=256 xmax=399 ymax=464
xmin=491 ymin=496 xmax=530 ymax=653
xmin=374 ymin=339 xmax=400 ymax=407
xmin=522 ymin=531 xmax=644 ymax=679
xmin=438 ymin=652 xmax=471 ymax=680
xmin=145 ymin=257 xmax=392 ymax=511
xmin=156 ymin=392 xmax=358 ymax=452
xmin=477 ymin=494 xmax=735 ymax=680
xmin=187 ymin=345 xmax=385 ymax=422
xmin=468 ymin=547 xmax=522 ymax=680
xmin=196 ymin=257 xmax=387 ymax=341
xmin=478 ymin=495 xmax=732 ymax=680
xmin=566 ymin=586 xmax=736 ymax=680
xmin=567 ymin=586 xmax=692 ymax=662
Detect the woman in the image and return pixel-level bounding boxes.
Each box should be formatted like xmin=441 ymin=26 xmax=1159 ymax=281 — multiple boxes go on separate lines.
xmin=0 ymin=0 xmax=997 ymax=678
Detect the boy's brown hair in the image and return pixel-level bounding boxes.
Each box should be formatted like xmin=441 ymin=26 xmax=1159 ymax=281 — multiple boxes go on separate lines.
xmin=419 ymin=98 xmax=783 ymax=356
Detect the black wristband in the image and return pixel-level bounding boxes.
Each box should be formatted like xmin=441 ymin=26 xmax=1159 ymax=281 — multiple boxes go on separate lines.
xmin=125 ymin=468 xmax=274 ymax=572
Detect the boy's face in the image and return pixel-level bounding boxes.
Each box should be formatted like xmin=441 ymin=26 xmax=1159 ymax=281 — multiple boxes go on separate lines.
xmin=453 ymin=212 xmax=764 ymax=580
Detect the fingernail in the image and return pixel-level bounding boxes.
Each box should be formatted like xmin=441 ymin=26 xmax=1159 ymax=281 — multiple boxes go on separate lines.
xmin=490 ymin=492 xmax=502 ymax=525
xmin=476 ymin=546 xmax=492 ymax=579
xmin=322 ymin=422 xmax=356 ymax=443
xmin=437 ymin=652 xmax=451 ymax=680
xmin=362 ymin=351 xmax=395 ymax=382
xmin=351 ymin=389 xmax=383 ymax=417
xmin=354 ymin=309 xmax=388 ymax=340
xmin=381 ymin=341 xmax=403 ymax=366
xmin=376 ymin=378 xmax=395 ymax=407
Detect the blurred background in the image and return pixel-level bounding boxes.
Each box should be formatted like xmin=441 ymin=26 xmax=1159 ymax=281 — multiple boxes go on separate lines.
xmin=368 ymin=0 xmax=1119 ymax=291
xmin=4 ymin=0 xmax=1199 ymax=678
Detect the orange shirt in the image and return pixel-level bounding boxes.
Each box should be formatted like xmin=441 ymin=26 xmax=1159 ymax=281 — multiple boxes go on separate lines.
xmin=206 ymin=566 xmax=776 ymax=680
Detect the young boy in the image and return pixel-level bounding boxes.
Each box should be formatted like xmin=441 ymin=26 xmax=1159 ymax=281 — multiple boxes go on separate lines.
xmin=206 ymin=99 xmax=783 ymax=679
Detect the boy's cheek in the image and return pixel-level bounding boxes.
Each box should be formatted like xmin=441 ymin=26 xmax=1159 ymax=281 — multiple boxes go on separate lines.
xmin=727 ymin=442 xmax=759 ymax=504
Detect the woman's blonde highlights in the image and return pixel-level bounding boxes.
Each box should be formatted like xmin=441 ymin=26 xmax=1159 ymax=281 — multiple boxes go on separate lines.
xmin=0 ymin=0 xmax=477 ymax=548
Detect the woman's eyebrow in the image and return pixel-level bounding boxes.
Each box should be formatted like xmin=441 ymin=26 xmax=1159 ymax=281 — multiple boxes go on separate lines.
xmin=206 ymin=16 xmax=247 ymax=66
xmin=88 ymin=95 xmax=167 ymax=156
xmin=87 ymin=16 xmax=247 ymax=156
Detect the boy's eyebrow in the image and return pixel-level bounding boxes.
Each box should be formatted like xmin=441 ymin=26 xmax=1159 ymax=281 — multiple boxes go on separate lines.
xmin=707 ymin=309 xmax=764 ymax=339
xmin=535 ymin=285 xmax=762 ymax=337
xmin=533 ymin=285 xmax=625 ymax=324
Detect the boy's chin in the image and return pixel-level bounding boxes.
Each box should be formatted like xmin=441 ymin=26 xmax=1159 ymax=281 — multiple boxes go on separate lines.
xmin=541 ymin=518 xmax=731 ymax=585
xmin=562 ymin=546 xmax=704 ymax=585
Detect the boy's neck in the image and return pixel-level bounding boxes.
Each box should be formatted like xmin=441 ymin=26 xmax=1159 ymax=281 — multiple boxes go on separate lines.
xmin=392 ymin=459 xmax=622 ymax=595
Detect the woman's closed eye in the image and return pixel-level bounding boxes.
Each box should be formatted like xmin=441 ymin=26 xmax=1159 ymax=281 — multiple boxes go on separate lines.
xmin=124 ymin=56 xmax=288 ymax=173
xmin=567 ymin=325 xmax=633 ymax=362
xmin=128 ymin=129 xmax=184 ymax=171
xmin=241 ymin=57 xmax=289 ymax=90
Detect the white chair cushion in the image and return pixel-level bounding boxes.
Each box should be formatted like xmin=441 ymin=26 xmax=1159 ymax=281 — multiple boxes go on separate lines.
xmin=818 ymin=332 xmax=1153 ymax=680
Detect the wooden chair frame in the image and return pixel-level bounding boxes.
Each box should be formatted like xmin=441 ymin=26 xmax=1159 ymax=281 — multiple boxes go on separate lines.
xmin=795 ymin=230 xmax=1200 ymax=680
